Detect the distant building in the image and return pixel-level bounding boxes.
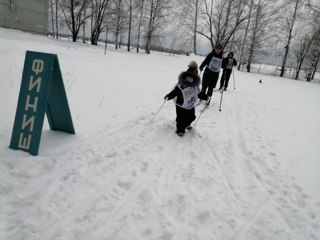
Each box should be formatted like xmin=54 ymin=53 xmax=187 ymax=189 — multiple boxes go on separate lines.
xmin=0 ymin=0 xmax=48 ymax=35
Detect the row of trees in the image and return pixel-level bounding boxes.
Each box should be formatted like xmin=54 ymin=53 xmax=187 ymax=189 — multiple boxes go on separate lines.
xmin=49 ymin=0 xmax=171 ymax=54
xmin=48 ymin=0 xmax=320 ymax=81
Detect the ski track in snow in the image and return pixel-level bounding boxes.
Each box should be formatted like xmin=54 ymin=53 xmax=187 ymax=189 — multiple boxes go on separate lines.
xmin=201 ymin=96 xmax=319 ymax=240
xmin=30 ymin=114 xmax=174 ymax=238
xmin=3 ymin=87 xmax=319 ymax=240
xmin=15 ymin=100 xmax=316 ymax=240
xmin=4 ymin=95 xmax=319 ymax=240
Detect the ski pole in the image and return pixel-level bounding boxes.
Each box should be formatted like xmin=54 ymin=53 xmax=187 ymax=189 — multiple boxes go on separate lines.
xmin=219 ymin=71 xmax=227 ymax=111
xmin=193 ymin=98 xmax=210 ymax=127
xmin=193 ymin=107 xmax=205 ymax=127
xmin=151 ymin=100 xmax=166 ymax=121
xmin=219 ymin=88 xmax=224 ymax=111
xmin=233 ymin=69 xmax=236 ymax=90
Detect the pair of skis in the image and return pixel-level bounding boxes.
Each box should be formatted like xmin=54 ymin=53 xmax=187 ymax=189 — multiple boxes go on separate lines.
xmin=193 ymin=97 xmax=211 ymax=127
xmin=213 ymin=88 xmax=225 ymax=112
xmin=194 ymin=87 xmax=225 ymax=126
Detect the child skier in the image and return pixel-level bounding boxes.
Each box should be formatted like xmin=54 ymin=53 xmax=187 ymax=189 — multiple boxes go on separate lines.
xmin=164 ymin=61 xmax=209 ymax=137
xmin=219 ymin=52 xmax=237 ymax=91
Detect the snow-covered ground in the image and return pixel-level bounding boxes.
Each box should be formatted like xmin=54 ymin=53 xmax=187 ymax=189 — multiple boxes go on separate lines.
xmin=1 ymin=28 xmax=320 ymax=240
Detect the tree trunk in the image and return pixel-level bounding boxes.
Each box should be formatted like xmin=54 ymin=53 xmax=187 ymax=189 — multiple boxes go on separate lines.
xmin=119 ymin=33 xmax=122 ymax=48
xmin=145 ymin=32 xmax=152 ymax=54
xmin=90 ymin=0 xmax=110 ymax=45
xmin=295 ymin=61 xmax=302 ymax=79
xmin=83 ymin=7 xmax=86 ymax=43
xmin=115 ymin=0 xmax=122 ymax=49
xmin=247 ymin=0 xmax=261 ymax=73
xmin=238 ymin=0 xmax=253 ymax=70
xmin=193 ymin=0 xmax=199 ymax=55
xmin=280 ymin=0 xmax=300 ymax=77
xmin=91 ymin=0 xmax=94 ymax=37
xmin=311 ymin=55 xmax=320 ymax=80
xmin=71 ymin=0 xmax=76 ymax=42
xmin=136 ymin=0 xmax=144 ymax=53
xmin=104 ymin=26 xmax=108 ymax=55
xmin=91 ymin=27 xmax=100 ymax=45
xmin=247 ymin=41 xmax=254 ymax=72
xmin=72 ymin=33 xmax=77 ymax=42
xmin=55 ymin=0 xmax=59 ymax=38
xmin=127 ymin=0 xmax=133 ymax=51
xmin=50 ymin=0 xmax=55 ymax=37
xmin=145 ymin=0 xmax=154 ymax=54
xmin=115 ymin=31 xmax=119 ymax=49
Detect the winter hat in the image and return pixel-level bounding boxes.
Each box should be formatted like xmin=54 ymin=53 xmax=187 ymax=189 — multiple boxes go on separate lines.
xmin=215 ymin=43 xmax=223 ymax=50
xmin=188 ymin=60 xmax=198 ymax=69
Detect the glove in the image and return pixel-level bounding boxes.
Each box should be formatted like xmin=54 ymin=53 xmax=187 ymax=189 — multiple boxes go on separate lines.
xmin=164 ymin=96 xmax=169 ymax=100
xmin=199 ymin=66 xmax=203 ymax=71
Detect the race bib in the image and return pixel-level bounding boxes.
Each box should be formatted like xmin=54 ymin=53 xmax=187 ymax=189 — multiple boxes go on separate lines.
xmin=175 ymin=86 xmax=198 ymax=109
xmin=226 ymin=59 xmax=234 ymax=69
xmin=208 ymin=57 xmax=222 ymax=72
xmin=184 ymin=88 xmax=196 ymax=108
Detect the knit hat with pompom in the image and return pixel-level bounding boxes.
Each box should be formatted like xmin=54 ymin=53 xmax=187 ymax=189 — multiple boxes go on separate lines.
xmin=188 ymin=60 xmax=198 ymax=69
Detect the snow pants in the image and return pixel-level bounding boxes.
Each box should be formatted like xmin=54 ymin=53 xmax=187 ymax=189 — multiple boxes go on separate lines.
xmin=201 ymin=67 xmax=220 ymax=97
xmin=220 ymin=69 xmax=232 ymax=90
xmin=176 ymin=105 xmax=196 ymax=133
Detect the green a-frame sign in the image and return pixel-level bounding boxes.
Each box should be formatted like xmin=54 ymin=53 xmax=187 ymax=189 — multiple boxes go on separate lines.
xmin=10 ymin=51 xmax=75 ymax=156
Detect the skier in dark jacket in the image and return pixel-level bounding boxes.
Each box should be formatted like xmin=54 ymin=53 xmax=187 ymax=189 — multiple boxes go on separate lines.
xmin=199 ymin=43 xmax=223 ymax=99
xmin=164 ymin=61 xmax=208 ymax=137
xmin=219 ymin=52 xmax=237 ymax=91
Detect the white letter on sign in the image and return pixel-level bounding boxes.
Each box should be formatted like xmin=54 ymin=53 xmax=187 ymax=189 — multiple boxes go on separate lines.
xmin=25 ymin=95 xmax=38 ymax=112
xmin=32 ymin=59 xmax=44 ymax=75
xmin=22 ymin=114 xmax=35 ymax=132
xmin=18 ymin=133 xmax=31 ymax=150
xmin=28 ymin=76 xmax=42 ymax=92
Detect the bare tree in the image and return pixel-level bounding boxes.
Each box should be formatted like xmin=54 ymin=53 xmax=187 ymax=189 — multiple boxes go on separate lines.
xmin=176 ymin=0 xmax=201 ymax=54
xmin=82 ymin=5 xmax=87 ymax=43
xmin=238 ymin=0 xmax=254 ymax=70
xmin=192 ymin=0 xmax=200 ymax=54
xmin=279 ymin=0 xmax=310 ymax=77
xmin=144 ymin=0 xmax=171 ymax=54
xmin=308 ymin=36 xmax=320 ymax=80
xmin=127 ymin=0 xmax=133 ymax=51
xmin=90 ymin=0 xmax=111 ymax=45
xmin=199 ymin=0 xmax=248 ymax=50
xmin=48 ymin=0 xmax=60 ymax=38
xmin=246 ymin=0 xmax=261 ymax=72
xmin=49 ymin=0 xmax=56 ymax=36
xmin=305 ymin=3 xmax=320 ymax=81
xmin=293 ymin=34 xmax=313 ymax=79
xmin=200 ymin=0 xmax=215 ymax=50
xmin=246 ymin=0 xmax=276 ymax=72
xmin=136 ymin=0 xmax=145 ymax=52
xmin=55 ymin=0 xmax=59 ymax=38
xmin=308 ymin=50 xmax=320 ymax=80
xmin=60 ymin=0 xmax=90 ymax=42
xmin=109 ymin=0 xmax=127 ymax=49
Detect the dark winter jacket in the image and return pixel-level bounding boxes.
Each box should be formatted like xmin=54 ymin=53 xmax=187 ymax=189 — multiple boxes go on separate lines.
xmin=199 ymin=50 xmax=223 ymax=72
xmin=165 ymin=71 xmax=208 ymax=109
xmin=222 ymin=52 xmax=237 ymax=70
xmin=187 ymin=67 xmax=199 ymax=76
